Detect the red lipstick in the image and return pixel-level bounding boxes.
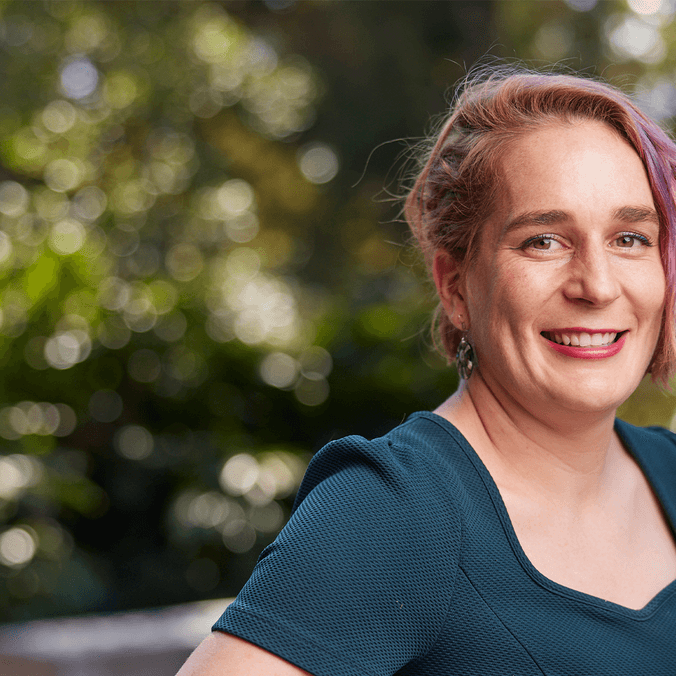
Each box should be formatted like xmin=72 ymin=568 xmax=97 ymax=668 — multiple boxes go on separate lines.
xmin=543 ymin=332 xmax=627 ymax=359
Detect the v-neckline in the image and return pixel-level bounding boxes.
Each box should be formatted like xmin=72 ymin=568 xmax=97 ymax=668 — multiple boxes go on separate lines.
xmin=415 ymin=411 xmax=676 ymax=617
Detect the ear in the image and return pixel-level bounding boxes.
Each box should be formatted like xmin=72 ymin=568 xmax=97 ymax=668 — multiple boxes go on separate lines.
xmin=432 ymin=249 xmax=468 ymax=330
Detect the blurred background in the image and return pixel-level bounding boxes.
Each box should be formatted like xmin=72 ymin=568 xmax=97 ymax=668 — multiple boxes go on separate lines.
xmin=1 ymin=0 xmax=676 ymax=671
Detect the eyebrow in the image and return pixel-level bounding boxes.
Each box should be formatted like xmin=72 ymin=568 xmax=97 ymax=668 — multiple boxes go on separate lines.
xmin=501 ymin=205 xmax=660 ymax=238
xmin=502 ymin=210 xmax=568 ymax=235
xmin=612 ymin=205 xmax=660 ymax=225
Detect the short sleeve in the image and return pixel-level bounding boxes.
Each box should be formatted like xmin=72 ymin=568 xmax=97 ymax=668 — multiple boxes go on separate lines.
xmin=212 ymin=432 xmax=462 ymax=676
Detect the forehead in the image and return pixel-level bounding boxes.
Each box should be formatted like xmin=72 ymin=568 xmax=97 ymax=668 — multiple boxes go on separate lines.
xmin=489 ymin=120 xmax=656 ymax=237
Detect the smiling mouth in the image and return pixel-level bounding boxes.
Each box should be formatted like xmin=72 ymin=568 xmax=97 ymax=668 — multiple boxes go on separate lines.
xmin=540 ymin=330 xmax=626 ymax=347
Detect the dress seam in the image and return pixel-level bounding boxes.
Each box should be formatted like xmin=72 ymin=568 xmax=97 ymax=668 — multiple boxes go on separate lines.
xmin=219 ymin=605 xmax=380 ymax=676
xmin=457 ymin=566 xmax=547 ymax=675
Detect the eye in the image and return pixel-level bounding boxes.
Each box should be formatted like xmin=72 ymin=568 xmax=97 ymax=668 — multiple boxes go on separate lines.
xmin=520 ymin=234 xmax=563 ymax=252
xmin=615 ymin=232 xmax=652 ymax=248
xmin=531 ymin=237 xmax=555 ymax=250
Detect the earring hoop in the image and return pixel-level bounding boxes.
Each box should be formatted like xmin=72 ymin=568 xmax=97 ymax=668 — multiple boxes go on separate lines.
xmin=455 ymin=333 xmax=475 ymax=380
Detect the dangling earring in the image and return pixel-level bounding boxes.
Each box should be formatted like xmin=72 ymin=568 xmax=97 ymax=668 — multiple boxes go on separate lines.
xmin=455 ymin=322 xmax=476 ymax=380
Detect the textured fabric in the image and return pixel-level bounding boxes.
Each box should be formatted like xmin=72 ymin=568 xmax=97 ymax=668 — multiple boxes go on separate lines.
xmin=213 ymin=412 xmax=676 ymax=675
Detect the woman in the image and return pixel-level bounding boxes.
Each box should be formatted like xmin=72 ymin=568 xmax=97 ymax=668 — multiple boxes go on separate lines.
xmin=178 ymin=69 xmax=676 ymax=675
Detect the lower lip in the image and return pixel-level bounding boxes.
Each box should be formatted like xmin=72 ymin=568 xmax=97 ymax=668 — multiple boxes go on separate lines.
xmin=545 ymin=333 xmax=627 ymax=359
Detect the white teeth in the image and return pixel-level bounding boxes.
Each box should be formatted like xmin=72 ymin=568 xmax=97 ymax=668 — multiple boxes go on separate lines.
xmin=549 ymin=331 xmax=619 ymax=347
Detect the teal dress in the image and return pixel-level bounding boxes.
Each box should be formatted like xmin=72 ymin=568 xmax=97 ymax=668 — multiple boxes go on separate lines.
xmin=213 ymin=412 xmax=676 ymax=675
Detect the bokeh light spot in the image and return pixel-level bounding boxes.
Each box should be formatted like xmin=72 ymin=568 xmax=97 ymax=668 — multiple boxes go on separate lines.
xmin=97 ymin=316 xmax=131 ymax=350
xmin=44 ymin=333 xmax=79 ymax=369
xmin=220 ymin=453 xmax=259 ymax=495
xmin=0 ymin=181 xmax=29 ymax=216
xmin=44 ymin=158 xmax=83 ymax=193
xmin=166 ymin=243 xmax=204 ymax=281
xmin=48 ymin=219 xmax=85 ymax=255
xmin=97 ymin=277 xmax=131 ymax=311
xmin=248 ymin=501 xmax=284 ymax=533
xmin=192 ymin=15 xmax=239 ymax=64
xmin=533 ymin=22 xmax=574 ymax=61
xmin=115 ymin=425 xmax=154 ymax=460
xmin=0 ymin=527 xmax=38 ymax=568
xmin=225 ymin=247 xmax=261 ymax=280
xmin=104 ymin=71 xmax=139 ymax=109
xmin=0 ymin=232 xmax=13 ymax=265
xmin=294 ymin=375 xmax=329 ymax=406
xmin=107 ymin=226 xmax=140 ymax=257
xmin=217 ymin=179 xmax=255 ymax=216
xmin=60 ymin=57 xmax=99 ymax=99
xmin=298 ymin=143 xmax=339 ymax=184
xmin=12 ymin=128 xmax=46 ymax=164
xmin=53 ymin=404 xmax=77 ymax=437
xmin=7 ymin=401 xmax=59 ymax=436
xmin=44 ymin=330 xmax=90 ymax=369
xmin=299 ymin=346 xmax=332 ymax=379
xmin=226 ymin=213 xmax=259 ymax=243
xmin=72 ymin=186 xmax=107 ymax=221
xmin=607 ymin=14 xmax=666 ymax=63
xmin=223 ymin=523 xmax=257 ymax=554
xmin=123 ymin=297 xmax=157 ymax=333
xmin=0 ymin=401 xmax=73 ymax=439
xmin=259 ymin=352 xmax=299 ymax=388
xmin=0 ymin=455 xmax=42 ymax=499
xmin=34 ymin=188 xmax=69 ymax=222
xmin=563 ymin=0 xmax=598 ymax=10
xmin=635 ymin=78 xmax=676 ymax=122
xmin=42 ymin=99 xmax=77 ymax=134
xmin=184 ymin=491 xmax=233 ymax=528
xmin=154 ymin=312 xmax=187 ymax=342
xmin=2 ymin=15 xmax=33 ymax=48
xmin=628 ymin=0 xmax=664 ymax=15
xmin=148 ymin=280 xmax=178 ymax=315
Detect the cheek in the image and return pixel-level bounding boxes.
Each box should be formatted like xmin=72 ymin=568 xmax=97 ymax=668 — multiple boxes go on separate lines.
xmin=497 ymin=263 xmax=549 ymax=313
xmin=650 ymin=282 xmax=667 ymax=338
xmin=633 ymin=262 xmax=666 ymax=323
xmin=468 ymin=265 xmax=540 ymax=338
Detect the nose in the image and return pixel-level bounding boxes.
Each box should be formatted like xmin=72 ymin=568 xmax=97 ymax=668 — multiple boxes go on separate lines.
xmin=562 ymin=250 xmax=621 ymax=307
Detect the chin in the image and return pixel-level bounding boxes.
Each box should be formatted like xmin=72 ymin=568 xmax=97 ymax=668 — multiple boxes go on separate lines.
xmin=543 ymin=379 xmax=635 ymax=415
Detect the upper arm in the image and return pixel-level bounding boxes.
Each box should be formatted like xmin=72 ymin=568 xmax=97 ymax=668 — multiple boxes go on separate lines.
xmin=177 ymin=631 xmax=313 ymax=676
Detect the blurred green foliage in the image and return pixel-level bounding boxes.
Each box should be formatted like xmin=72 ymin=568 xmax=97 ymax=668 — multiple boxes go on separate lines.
xmin=0 ymin=0 xmax=675 ymax=622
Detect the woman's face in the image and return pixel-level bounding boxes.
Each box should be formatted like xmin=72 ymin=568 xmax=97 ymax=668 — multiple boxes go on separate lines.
xmin=451 ymin=120 xmax=666 ymax=416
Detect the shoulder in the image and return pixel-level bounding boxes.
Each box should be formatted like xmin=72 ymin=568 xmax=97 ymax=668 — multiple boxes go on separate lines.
xmin=283 ymin=412 xmax=467 ymax=583
xmin=616 ymin=418 xmax=676 ymax=477
xmin=616 ymin=418 xmax=676 ymax=452
xmin=275 ymin=411 xmax=468 ymax=593
xmin=214 ymin=413 xmax=466 ymax=672
xmin=293 ymin=411 xmax=468 ymax=514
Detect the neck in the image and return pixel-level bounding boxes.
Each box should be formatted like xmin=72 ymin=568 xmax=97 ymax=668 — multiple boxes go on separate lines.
xmin=435 ymin=373 xmax=626 ymax=506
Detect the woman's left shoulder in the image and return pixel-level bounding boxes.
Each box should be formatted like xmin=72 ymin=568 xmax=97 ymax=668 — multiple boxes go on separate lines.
xmin=616 ymin=418 xmax=676 ymax=468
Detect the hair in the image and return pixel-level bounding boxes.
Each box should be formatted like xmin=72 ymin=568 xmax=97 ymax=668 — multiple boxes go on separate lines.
xmin=404 ymin=66 xmax=676 ymax=387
